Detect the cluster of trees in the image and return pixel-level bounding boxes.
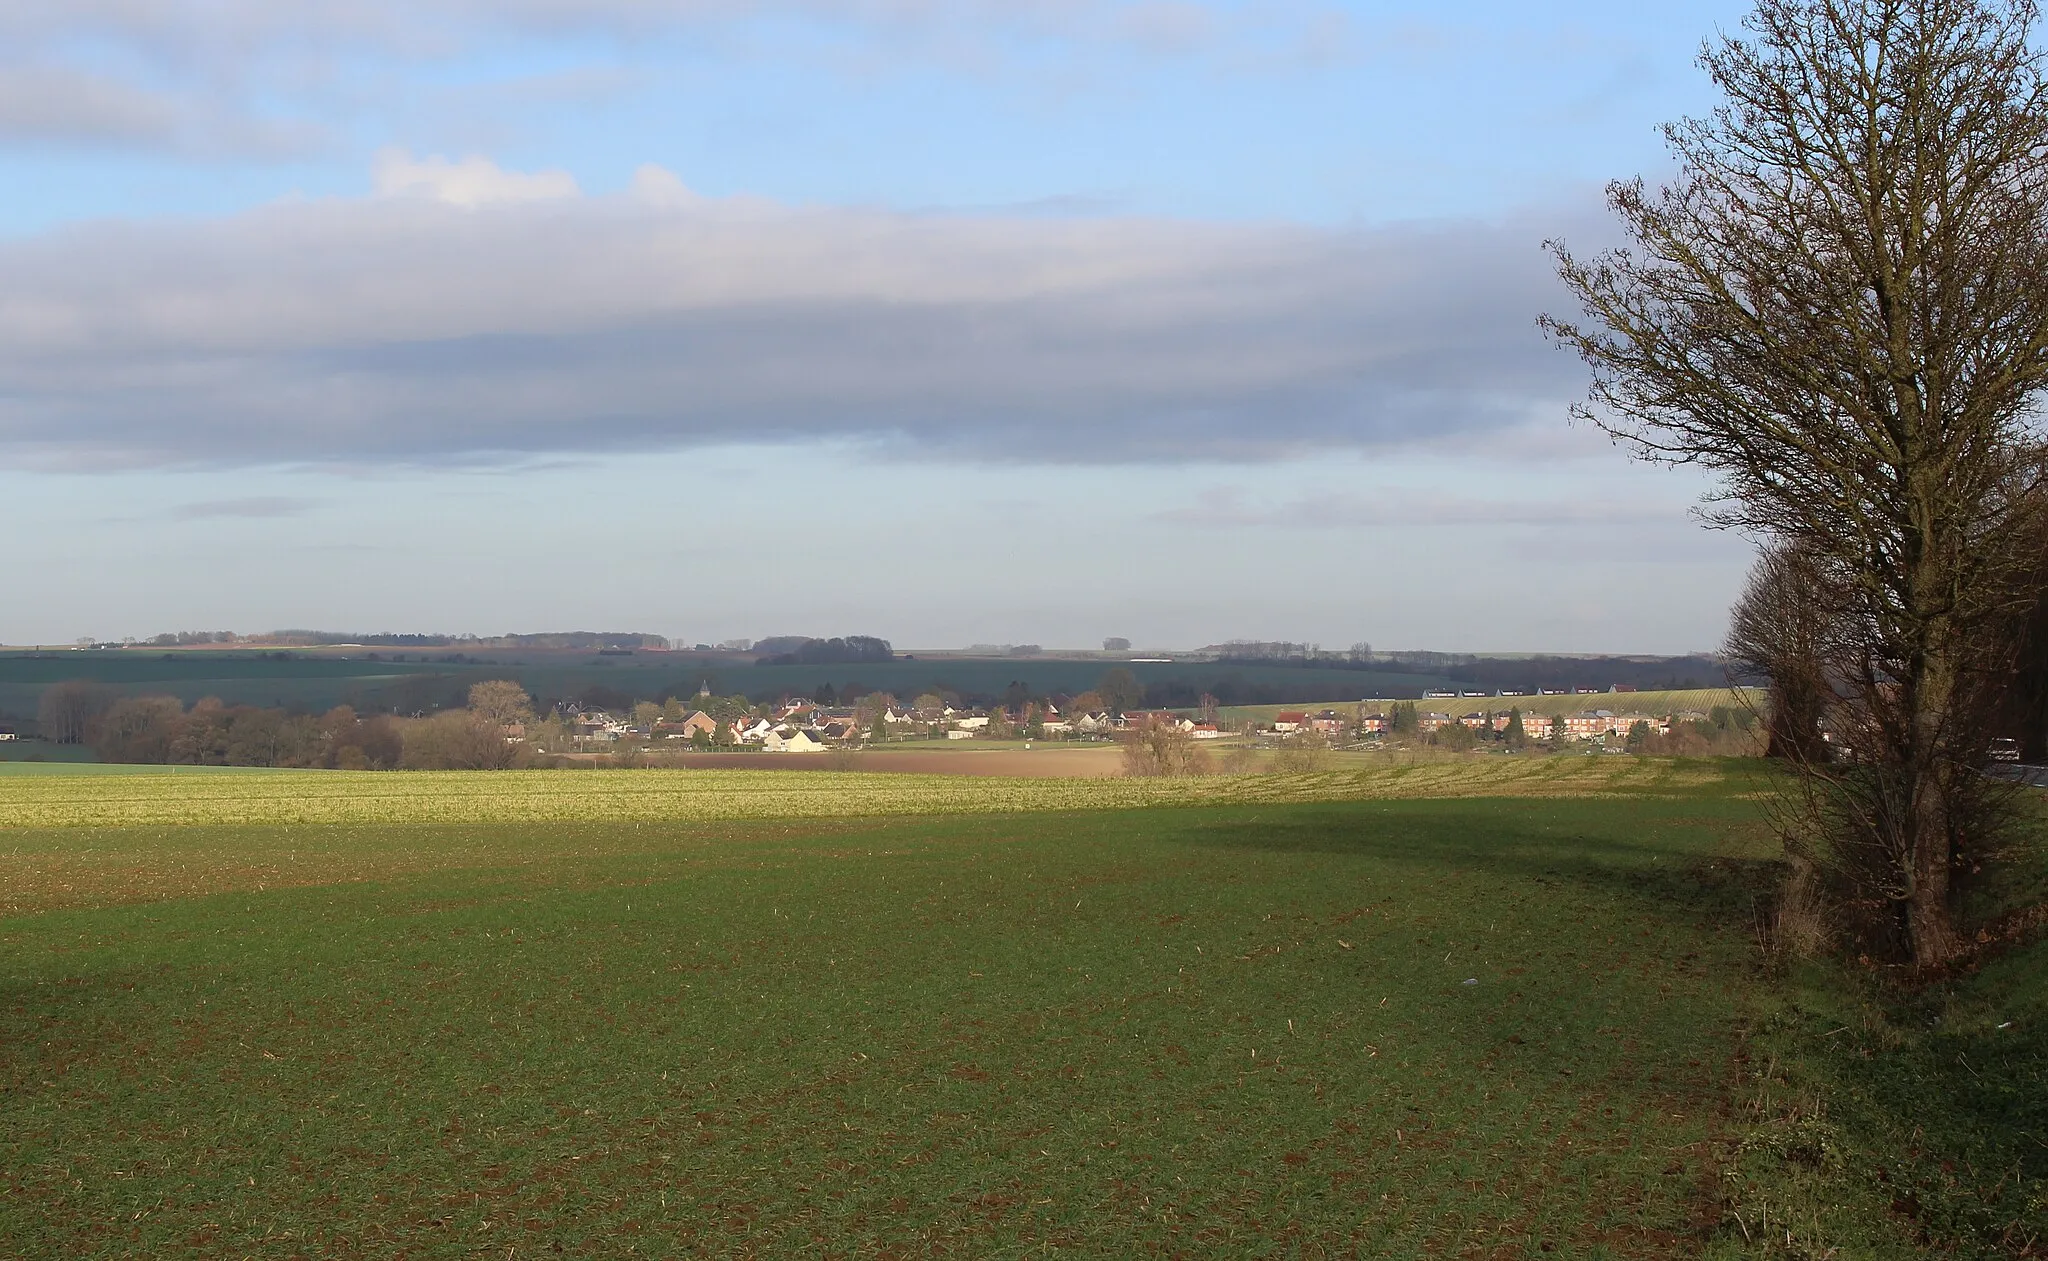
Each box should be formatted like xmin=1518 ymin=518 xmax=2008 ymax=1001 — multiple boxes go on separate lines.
xmin=1547 ymin=0 xmax=2048 ymax=964
xmin=754 ymin=636 xmax=894 ymax=666
xmin=129 ymin=630 xmax=673 ymax=650
xmin=1209 ymin=641 xmax=1377 ymax=663
xmin=38 ymin=680 xmax=533 ymax=770
xmin=145 ymin=631 xmax=238 ymax=646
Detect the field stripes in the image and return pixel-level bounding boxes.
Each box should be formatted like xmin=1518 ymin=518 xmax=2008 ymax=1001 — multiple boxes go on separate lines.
xmin=0 ymin=757 xmax=1759 ymax=829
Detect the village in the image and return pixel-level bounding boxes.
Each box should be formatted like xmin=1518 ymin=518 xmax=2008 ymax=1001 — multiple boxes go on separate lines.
xmin=546 ymin=687 xmax=1730 ymax=755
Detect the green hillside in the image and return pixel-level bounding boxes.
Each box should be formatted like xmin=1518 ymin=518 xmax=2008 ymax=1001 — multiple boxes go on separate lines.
xmin=1221 ymin=687 xmax=1765 ymax=726
xmin=0 ymin=649 xmax=1458 ymax=722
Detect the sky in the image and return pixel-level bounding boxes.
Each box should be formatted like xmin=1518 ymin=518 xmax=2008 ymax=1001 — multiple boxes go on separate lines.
xmin=0 ymin=0 xmax=1764 ymax=653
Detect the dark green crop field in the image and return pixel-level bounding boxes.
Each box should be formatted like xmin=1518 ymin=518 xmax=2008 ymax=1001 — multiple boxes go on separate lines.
xmin=0 ymin=650 xmax=1454 ymax=720
xmin=0 ymin=767 xmax=2042 ymax=1257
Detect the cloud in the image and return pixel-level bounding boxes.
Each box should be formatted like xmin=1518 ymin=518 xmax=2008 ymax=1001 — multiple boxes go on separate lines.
xmin=0 ymin=2 xmax=1379 ymax=156
xmin=0 ymin=63 xmax=321 ymax=155
xmin=372 ymin=148 xmax=579 ymax=206
xmin=0 ymin=66 xmax=183 ymax=147
xmin=169 ymin=496 xmax=319 ymax=519
xmin=0 ymin=155 xmax=1594 ymax=469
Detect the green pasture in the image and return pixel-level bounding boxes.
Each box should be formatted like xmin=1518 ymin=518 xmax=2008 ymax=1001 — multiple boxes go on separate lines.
xmin=0 ymin=740 xmax=100 ymax=765
xmin=0 ymin=758 xmax=1752 ymax=831
xmin=1222 ymin=688 xmax=1764 ymax=727
xmin=0 ymin=651 xmax=1461 ymax=722
xmin=0 ymin=762 xmax=2042 ymax=1256
xmin=0 ymin=652 xmax=456 ymax=720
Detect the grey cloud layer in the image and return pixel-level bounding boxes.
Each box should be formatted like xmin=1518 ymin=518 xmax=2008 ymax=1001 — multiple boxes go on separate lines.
xmin=0 ymin=185 xmax=1587 ymax=467
xmin=0 ymin=2 xmax=1363 ymax=155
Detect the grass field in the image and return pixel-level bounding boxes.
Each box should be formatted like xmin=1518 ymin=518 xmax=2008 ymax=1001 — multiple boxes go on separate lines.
xmin=0 ymin=758 xmax=1754 ymax=831
xmin=0 ymin=761 xmax=2041 ymax=1256
xmin=0 ymin=651 xmax=1460 ymax=723
xmin=1222 ymin=688 xmax=1764 ymax=727
xmin=0 ymin=740 xmax=102 ymax=765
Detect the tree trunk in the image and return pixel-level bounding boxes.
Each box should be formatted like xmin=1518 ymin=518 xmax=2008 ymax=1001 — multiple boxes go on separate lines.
xmin=1902 ymin=635 xmax=1961 ymax=966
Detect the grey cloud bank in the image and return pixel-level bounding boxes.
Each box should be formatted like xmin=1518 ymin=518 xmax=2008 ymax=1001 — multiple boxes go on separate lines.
xmin=0 ymin=161 xmax=1592 ymax=469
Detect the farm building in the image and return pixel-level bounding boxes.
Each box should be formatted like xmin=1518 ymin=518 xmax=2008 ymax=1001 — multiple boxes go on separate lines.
xmin=761 ymin=728 xmax=825 ymax=754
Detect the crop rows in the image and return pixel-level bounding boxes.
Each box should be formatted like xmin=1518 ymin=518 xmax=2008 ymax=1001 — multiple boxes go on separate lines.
xmin=0 ymin=757 xmax=1749 ymax=829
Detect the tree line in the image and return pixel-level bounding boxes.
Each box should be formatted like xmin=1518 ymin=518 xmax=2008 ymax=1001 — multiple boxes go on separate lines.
xmin=1548 ymin=0 xmax=2048 ymax=967
xmin=37 ymin=680 xmax=522 ymax=770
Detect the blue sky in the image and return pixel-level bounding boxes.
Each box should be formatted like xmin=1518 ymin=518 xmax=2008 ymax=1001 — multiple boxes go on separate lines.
xmin=0 ymin=0 xmax=1759 ymax=651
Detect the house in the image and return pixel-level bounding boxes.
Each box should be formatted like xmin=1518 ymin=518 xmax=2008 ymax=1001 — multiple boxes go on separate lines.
xmin=1563 ymin=710 xmax=1618 ymax=739
xmin=1190 ymin=722 xmax=1223 ymax=740
xmin=947 ymin=728 xmax=978 ymax=740
xmin=761 ymin=727 xmax=825 ymax=754
xmin=1273 ymin=711 xmax=1308 ymax=733
xmin=1358 ymin=713 xmax=1390 ymax=734
xmin=1040 ymin=718 xmax=1072 ymax=736
xmin=735 ymin=718 xmax=774 ymax=744
xmin=1418 ymin=711 xmax=1453 ymax=733
xmin=679 ymin=711 xmax=720 ymax=739
xmin=954 ymin=715 xmax=990 ymax=731
xmin=1073 ymin=711 xmax=1115 ymax=734
xmin=1123 ymin=712 xmax=1193 ymax=732
xmin=1310 ymin=710 xmax=1347 ymax=736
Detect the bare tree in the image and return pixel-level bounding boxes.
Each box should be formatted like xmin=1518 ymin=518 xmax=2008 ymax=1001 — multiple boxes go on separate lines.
xmin=1725 ymin=544 xmax=1841 ymax=764
xmin=467 ymin=680 xmax=533 ymax=728
xmin=1272 ymin=728 xmax=1335 ymax=773
xmin=1121 ymin=719 xmax=1213 ymax=777
xmin=1545 ymin=0 xmax=2048 ymax=965
xmin=37 ymin=680 xmax=114 ymax=744
xmin=401 ymin=710 xmax=526 ymax=770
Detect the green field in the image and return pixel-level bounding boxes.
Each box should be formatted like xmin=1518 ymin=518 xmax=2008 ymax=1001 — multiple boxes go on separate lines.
xmin=1223 ymin=688 xmax=1764 ymax=727
xmin=0 ymin=650 xmax=1459 ymax=723
xmin=0 ymin=739 xmax=102 ymax=765
xmin=0 ymin=762 xmax=2041 ymax=1256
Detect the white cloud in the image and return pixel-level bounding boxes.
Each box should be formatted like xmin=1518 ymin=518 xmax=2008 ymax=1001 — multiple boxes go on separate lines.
xmin=372 ymin=147 xmax=580 ymax=207
xmin=627 ymin=162 xmax=700 ymax=207
xmin=0 ymin=154 xmax=1593 ymax=469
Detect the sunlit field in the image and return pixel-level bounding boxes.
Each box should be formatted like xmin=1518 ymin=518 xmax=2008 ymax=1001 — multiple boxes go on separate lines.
xmin=0 ymin=761 xmax=2039 ymax=1257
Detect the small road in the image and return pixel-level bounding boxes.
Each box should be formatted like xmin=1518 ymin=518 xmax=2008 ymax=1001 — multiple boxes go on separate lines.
xmin=1988 ymin=763 xmax=2048 ymax=789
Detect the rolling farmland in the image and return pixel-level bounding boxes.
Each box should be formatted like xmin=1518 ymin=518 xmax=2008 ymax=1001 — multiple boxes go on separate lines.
xmin=0 ymin=760 xmax=2038 ymax=1256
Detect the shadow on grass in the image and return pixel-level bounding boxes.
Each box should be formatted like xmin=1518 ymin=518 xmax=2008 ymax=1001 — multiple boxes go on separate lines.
xmin=1158 ymin=797 xmax=1785 ymax=926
